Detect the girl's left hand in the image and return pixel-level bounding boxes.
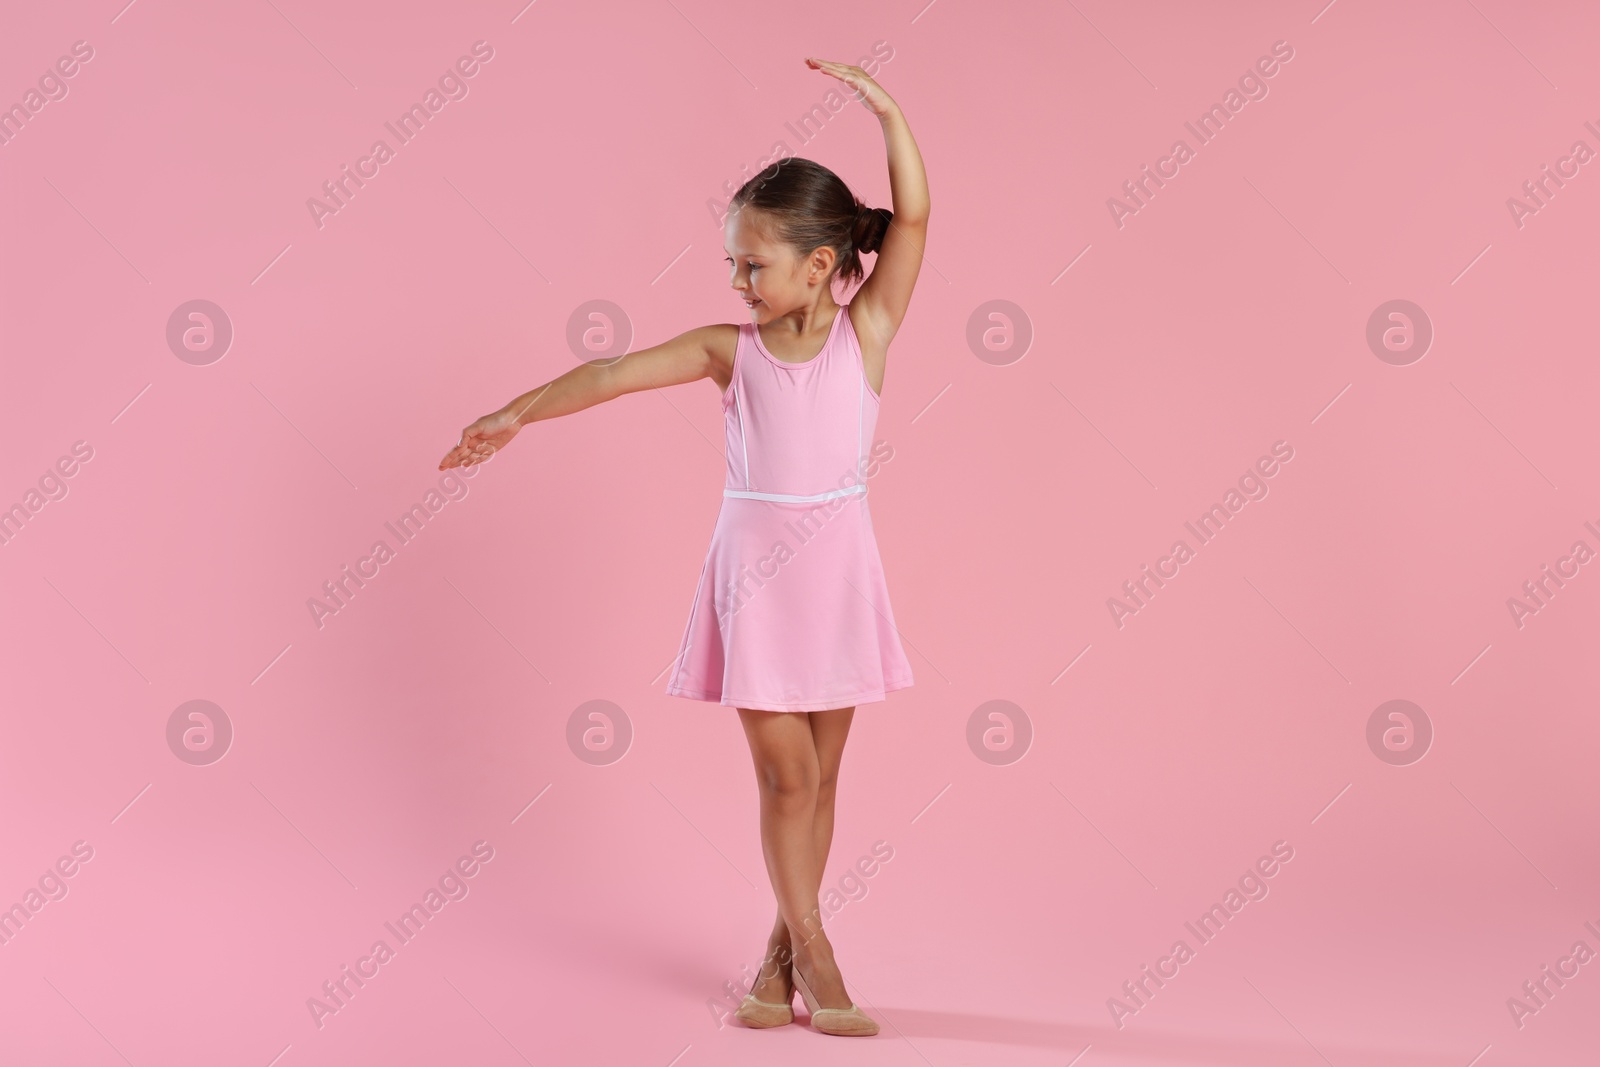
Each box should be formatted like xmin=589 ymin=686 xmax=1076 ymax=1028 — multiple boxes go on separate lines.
xmin=805 ymin=57 xmax=898 ymax=119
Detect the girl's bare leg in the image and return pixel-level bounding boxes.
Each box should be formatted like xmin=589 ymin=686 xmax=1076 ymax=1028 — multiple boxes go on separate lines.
xmin=739 ymin=707 xmax=858 ymax=1009
xmin=749 ymin=708 xmax=853 ymax=1001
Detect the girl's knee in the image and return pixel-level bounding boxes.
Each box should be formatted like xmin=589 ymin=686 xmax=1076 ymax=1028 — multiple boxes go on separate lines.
xmin=758 ymin=758 xmax=819 ymax=806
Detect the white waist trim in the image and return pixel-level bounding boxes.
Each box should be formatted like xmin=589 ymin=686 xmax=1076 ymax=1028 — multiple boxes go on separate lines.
xmin=724 ymin=484 xmax=866 ymax=503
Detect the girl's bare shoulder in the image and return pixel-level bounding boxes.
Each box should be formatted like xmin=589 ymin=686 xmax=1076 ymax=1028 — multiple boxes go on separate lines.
xmin=846 ymin=301 xmax=893 ymax=398
xmin=846 ymin=295 xmax=897 ymax=353
xmin=701 ymin=322 xmax=741 ymax=394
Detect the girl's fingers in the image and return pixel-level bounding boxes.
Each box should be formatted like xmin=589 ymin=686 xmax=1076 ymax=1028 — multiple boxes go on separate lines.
xmin=442 ymin=437 xmax=479 ymax=467
xmin=809 ymin=60 xmax=875 ymax=98
xmin=810 ymin=58 xmax=862 ymax=76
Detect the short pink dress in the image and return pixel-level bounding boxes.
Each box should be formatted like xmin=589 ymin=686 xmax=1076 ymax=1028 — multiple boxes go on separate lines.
xmin=666 ymin=302 xmax=915 ymax=712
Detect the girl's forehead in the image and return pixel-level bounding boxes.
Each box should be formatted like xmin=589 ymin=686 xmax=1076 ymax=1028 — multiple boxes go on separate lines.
xmin=725 ymin=211 xmax=781 ymax=254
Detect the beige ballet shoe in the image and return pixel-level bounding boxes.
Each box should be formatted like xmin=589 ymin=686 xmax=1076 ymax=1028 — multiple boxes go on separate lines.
xmin=791 ymin=958 xmax=880 ymax=1036
xmin=733 ymin=958 xmax=795 ymax=1028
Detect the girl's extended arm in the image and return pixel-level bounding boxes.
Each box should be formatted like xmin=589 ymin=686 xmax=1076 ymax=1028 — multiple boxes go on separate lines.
xmin=438 ymin=325 xmax=724 ymax=470
xmin=804 ymin=57 xmax=929 ymax=346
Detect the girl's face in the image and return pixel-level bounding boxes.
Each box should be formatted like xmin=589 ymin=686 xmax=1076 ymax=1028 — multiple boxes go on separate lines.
xmin=724 ymin=207 xmax=835 ymax=320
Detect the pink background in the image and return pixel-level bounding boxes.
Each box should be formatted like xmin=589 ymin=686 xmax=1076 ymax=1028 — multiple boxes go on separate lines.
xmin=3 ymin=0 xmax=1598 ymax=1064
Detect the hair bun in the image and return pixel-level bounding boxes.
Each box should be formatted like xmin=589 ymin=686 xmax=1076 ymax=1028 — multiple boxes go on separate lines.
xmin=853 ymin=205 xmax=891 ymax=256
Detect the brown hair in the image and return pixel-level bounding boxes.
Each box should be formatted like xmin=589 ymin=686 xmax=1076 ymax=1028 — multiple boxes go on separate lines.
xmin=727 ymin=156 xmax=891 ymax=289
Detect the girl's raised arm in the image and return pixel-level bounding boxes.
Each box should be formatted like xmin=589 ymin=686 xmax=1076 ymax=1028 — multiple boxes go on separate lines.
xmin=805 ymin=57 xmax=929 ymax=348
xmin=439 ymin=324 xmax=730 ymax=469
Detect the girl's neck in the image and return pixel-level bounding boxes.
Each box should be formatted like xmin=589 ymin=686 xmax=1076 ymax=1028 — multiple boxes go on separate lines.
xmin=766 ymin=298 xmax=840 ymax=338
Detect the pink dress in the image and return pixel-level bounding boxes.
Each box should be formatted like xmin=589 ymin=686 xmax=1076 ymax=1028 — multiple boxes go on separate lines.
xmin=666 ymin=302 xmax=915 ymax=712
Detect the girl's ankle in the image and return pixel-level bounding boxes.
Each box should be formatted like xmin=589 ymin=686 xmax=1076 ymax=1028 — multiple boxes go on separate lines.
xmin=790 ymin=940 xmax=835 ymax=970
xmin=756 ymin=943 xmax=793 ymax=979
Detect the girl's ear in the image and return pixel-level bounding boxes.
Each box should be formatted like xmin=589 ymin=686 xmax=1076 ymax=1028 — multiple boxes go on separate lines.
xmin=808 ymin=243 xmax=838 ymax=282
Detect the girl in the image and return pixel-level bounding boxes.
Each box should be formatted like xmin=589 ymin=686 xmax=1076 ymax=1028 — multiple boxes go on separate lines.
xmin=439 ymin=57 xmax=929 ymax=1038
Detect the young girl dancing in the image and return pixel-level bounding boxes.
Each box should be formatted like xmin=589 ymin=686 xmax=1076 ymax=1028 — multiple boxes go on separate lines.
xmin=439 ymin=56 xmax=929 ymax=1038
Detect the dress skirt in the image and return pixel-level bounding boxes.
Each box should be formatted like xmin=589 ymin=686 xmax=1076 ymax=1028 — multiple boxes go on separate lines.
xmin=665 ymin=491 xmax=915 ymax=712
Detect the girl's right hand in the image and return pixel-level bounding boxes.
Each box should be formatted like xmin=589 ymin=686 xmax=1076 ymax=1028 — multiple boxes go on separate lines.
xmin=439 ymin=406 xmax=521 ymax=470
